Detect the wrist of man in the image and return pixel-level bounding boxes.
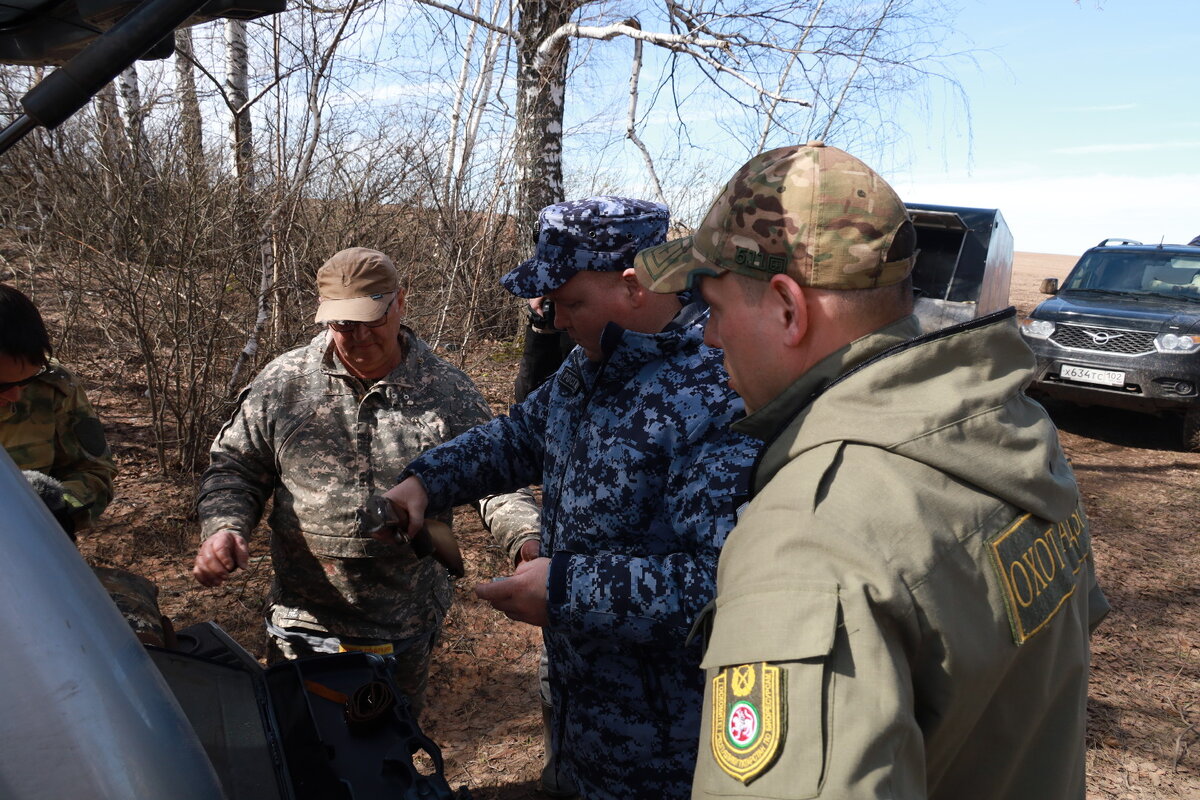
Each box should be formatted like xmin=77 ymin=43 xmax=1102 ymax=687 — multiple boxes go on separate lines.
xmin=200 ymin=516 xmax=249 ymax=542
xmin=545 ymin=552 xmax=574 ymax=628
xmin=512 ymin=533 xmax=540 ymax=565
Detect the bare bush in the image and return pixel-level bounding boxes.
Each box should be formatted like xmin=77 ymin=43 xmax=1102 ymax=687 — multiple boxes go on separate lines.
xmin=0 ymin=73 xmax=525 ymax=474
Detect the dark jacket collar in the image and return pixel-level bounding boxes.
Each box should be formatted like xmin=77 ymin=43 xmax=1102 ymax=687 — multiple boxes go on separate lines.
xmin=591 ymin=301 xmax=708 ymax=379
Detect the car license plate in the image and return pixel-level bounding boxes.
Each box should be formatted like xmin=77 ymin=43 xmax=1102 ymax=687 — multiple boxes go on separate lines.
xmin=1060 ymin=364 xmax=1125 ymax=387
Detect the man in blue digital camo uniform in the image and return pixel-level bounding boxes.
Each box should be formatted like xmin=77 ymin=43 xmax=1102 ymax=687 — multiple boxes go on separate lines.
xmin=636 ymin=142 xmax=1110 ymax=799
xmin=382 ymin=197 xmax=760 ymax=800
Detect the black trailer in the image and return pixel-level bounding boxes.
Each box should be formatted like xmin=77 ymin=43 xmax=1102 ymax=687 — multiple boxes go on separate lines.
xmin=906 ymin=203 xmax=1014 ymax=333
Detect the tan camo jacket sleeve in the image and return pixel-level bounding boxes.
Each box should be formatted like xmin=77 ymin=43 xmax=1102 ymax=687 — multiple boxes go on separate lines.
xmin=0 ymin=361 xmax=116 ymax=529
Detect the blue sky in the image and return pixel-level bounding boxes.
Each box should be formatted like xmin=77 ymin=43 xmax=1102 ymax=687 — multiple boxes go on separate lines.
xmin=884 ymin=0 xmax=1199 ymax=255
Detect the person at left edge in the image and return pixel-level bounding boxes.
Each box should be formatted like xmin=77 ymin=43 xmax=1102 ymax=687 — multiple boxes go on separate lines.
xmin=192 ymin=247 xmax=541 ymax=715
xmin=0 ymin=283 xmax=115 ymax=535
xmin=1 ymin=285 xmax=173 ymax=647
xmin=382 ymin=197 xmax=760 ymax=800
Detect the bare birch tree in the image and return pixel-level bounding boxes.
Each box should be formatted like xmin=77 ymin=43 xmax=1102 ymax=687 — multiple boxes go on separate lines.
xmin=410 ymin=0 xmax=959 ymax=233
xmin=117 ymin=65 xmax=148 ymax=170
xmin=225 ymin=20 xmax=254 ymax=187
xmin=174 ymin=28 xmax=205 ymax=185
xmin=222 ymin=0 xmax=376 ymax=393
xmin=93 ymin=81 xmax=130 ymax=198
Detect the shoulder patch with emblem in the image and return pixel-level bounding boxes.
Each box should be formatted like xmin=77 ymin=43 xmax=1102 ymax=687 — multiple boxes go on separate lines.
xmin=988 ymin=503 xmax=1092 ymax=645
xmin=711 ymin=662 xmax=786 ymax=784
xmin=556 ymin=364 xmax=583 ymax=395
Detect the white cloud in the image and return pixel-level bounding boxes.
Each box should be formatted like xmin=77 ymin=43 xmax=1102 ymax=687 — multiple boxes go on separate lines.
xmin=1057 ymin=104 xmax=1138 ymax=113
xmin=1052 ymin=141 xmax=1200 ymax=155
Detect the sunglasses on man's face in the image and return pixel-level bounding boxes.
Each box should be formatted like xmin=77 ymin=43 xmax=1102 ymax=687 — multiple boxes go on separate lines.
xmin=327 ymin=306 xmax=391 ymax=334
xmin=0 ymin=365 xmax=47 ymax=393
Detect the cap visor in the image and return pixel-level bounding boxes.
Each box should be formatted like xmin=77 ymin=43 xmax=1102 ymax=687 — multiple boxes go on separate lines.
xmin=315 ymin=294 xmax=392 ymax=323
xmin=634 ymin=235 xmax=726 ymax=293
xmin=500 ymin=258 xmax=570 ymax=299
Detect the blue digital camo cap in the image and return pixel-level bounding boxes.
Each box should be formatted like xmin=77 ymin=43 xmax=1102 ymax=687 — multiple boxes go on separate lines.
xmin=500 ymin=196 xmax=669 ymax=298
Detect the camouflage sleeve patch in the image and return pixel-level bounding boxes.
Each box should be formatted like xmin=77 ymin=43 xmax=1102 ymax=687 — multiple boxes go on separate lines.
xmin=73 ymin=416 xmax=109 ymax=458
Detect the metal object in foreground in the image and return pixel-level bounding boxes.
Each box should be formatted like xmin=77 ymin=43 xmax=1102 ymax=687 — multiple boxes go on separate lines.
xmin=0 ymin=448 xmax=224 ymax=799
xmin=358 ymin=495 xmax=465 ymax=578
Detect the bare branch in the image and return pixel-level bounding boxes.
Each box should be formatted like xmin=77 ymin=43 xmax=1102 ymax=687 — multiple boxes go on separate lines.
xmin=756 ymin=0 xmax=825 ymax=151
xmin=537 ymin=21 xmax=727 ymax=71
xmin=624 ymin=31 xmax=666 ymax=206
xmin=538 ymin=21 xmax=811 ymax=107
xmin=411 ymin=0 xmax=519 ymax=41
xmin=819 ymin=0 xmax=894 ymax=140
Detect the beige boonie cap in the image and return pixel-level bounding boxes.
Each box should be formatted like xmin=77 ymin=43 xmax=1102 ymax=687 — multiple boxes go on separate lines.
xmin=635 ymin=141 xmax=913 ymax=293
xmin=314 ymin=247 xmax=398 ymax=323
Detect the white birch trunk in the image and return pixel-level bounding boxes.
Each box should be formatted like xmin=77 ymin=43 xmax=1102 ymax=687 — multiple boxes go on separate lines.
xmin=442 ymin=0 xmax=482 ymax=202
xmin=225 ymin=19 xmax=254 ymax=187
xmin=117 ymin=65 xmax=145 ymax=163
xmin=174 ymin=28 xmax=205 ymax=184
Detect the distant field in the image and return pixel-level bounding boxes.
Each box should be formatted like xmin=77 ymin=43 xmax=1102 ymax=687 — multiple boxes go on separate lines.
xmin=1010 ymin=251 xmax=1078 ymax=314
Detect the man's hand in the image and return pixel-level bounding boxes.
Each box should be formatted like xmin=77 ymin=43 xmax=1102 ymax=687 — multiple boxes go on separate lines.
xmin=475 ymin=557 xmax=550 ymax=627
xmin=517 ymin=538 xmax=541 ymax=565
xmin=382 ymin=476 xmax=428 ymax=541
xmin=193 ymin=530 xmax=249 ymax=587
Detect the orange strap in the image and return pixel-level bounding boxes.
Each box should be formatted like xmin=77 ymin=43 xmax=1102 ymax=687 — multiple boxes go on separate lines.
xmin=304 ymin=679 xmax=349 ymax=705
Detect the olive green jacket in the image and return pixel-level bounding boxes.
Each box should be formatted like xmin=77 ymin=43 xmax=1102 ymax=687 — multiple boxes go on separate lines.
xmin=0 ymin=359 xmax=115 ymax=529
xmin=694 ymin=311 xmax=1107 ymax=800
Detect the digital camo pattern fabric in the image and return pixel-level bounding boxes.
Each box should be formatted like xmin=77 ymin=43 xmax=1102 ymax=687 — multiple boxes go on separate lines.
xmin=500 ymin=196 xmax=669 ymax=298
xmin=198 ymin=328 xmax=540 ymax=643
xmin=0 ymin=359 xmax=115 ymax=529
xmin=406 ymin=303 xmax=760 ymax=800
xmin=635 ymin=142 xmax=913 ymax=293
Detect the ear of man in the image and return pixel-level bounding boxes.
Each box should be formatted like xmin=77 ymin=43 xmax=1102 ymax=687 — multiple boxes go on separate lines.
xmin=621 ymin=267 xmax=648 ymax=307
xmin=769 ymin=274 xmax=809 ymax=348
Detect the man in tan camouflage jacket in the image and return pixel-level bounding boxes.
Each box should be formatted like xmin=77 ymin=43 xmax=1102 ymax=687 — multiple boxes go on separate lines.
xmin=193 ymin=247 xmax=539 ymax=713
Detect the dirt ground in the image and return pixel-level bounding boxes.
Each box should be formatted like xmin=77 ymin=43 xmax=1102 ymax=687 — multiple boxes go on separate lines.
xmin=69 ymin=251 xmax=1198 ymax=799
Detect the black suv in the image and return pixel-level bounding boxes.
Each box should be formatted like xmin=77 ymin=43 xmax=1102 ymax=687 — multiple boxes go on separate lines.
xmin=1021 ymin=239 xmax=1200 ymax=449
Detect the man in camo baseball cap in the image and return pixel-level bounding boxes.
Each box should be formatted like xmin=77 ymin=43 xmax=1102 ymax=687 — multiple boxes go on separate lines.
xmin=502 ymin=196 xmax=669 ymax=298
xmin=632 ymin=141 xmax=1105 ymax=800
xmin=634 ymin=141 xmax=913 ymax=293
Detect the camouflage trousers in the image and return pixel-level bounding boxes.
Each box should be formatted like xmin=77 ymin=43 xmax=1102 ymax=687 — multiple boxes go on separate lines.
xmin=93 ymin=566 xmax=171 ymax=648
xmin=265 ymin=621 xmax=440 ymax=717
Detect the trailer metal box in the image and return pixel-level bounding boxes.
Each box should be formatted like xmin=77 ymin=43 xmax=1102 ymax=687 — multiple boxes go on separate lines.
xmin=906 ymin=203 xmax=1014 ymax=333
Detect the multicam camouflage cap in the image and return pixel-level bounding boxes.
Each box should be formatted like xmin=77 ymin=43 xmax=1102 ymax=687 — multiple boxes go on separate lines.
xmin=314 ymin=247 xmax=399 ymax=323
xmin=500 ymin=196 xmax=669 ymax=299
xmin=635 ymin=142 xmax=913 ymax=293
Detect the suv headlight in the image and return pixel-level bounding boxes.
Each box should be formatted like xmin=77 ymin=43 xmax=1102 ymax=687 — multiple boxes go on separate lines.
xmin=1154 ymin=332 xmax=1200 ymax=353
xmin=1020 ymin=318 xmax=1055 ymax=339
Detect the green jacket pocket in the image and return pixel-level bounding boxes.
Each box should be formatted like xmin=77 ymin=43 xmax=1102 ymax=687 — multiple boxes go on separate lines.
xmin=697 ymin=584 xmax=838 ymax=799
